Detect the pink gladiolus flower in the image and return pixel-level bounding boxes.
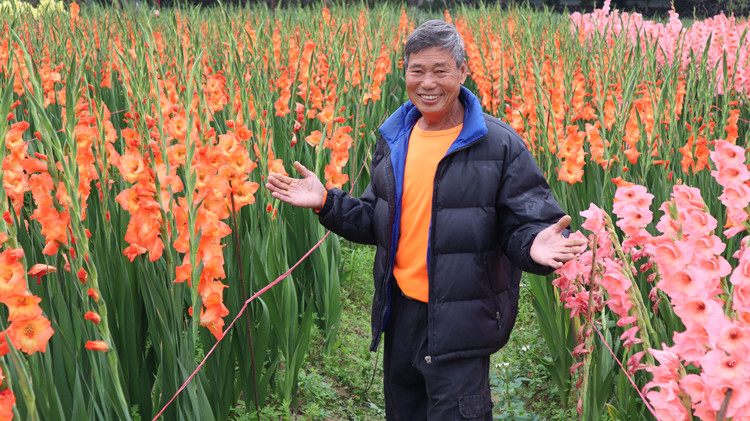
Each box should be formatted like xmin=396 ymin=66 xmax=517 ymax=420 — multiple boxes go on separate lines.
xmin=672 ymin=185 xmax=705 ymax=211
xmin=613 ymin=184 xmax=654 ymax=216
xmin=580 ymin=203 xmax=607 ymax=235
xmin=711 ymin=165 xmax=750 ymax=188
xmin=701 ymin=349 xmax=750 ymax=386
xmin=710 ymin=139 xmax=747 ymax=171
xmin=657 ymin=267 xmax=711 ymax=301
xmin=695 ymin=256 xmax=732 ymax=282
xmin=672 ymin=297 xmax=725 ymax=330
xmin=679 ymin=374 xmax=707 ymax=406
xmin=712 ymin=321 xmax=750 ymax=356
xmin=627 ymin=351 xmax=646 ymax=374
xmin=672 ymin=328 xmax=710 ymax=366
xmin=646 ymin=236 xmax=693 ymax=277
xmin=620 ymin=326 xmax=642 ymax=349
xmin=691 ymin=235 xmax=726 ymax=258
xmin=615 ymin=204 xmax=653 ymax=232
xmin=645 ymin=388 xmax=690 ymax=421
xmin=563 ymin=291 xmax=590 ymax=318
xmin=718 ymin=183 xmax=750 ymax=210
xmin=655 ymin=203 xmax=682 ymax=238
xmin=730 ymin=248 xmax=750 ymax=286
xmin=605 ymin=294 xmax=634 ymax=318
xmin=724 ymin=218 xmax=749 ymax=238
xmin=616 ymin=315 xmax=638 ymax=327
xmin=648 ymin=347 xmax=682 ymax=382
xmin=681 ymin=208 xmax=717 ymax=237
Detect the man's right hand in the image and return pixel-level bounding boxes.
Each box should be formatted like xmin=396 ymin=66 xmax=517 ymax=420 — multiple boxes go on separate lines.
xmin=266 ymin=161 xmax=327 ymax=209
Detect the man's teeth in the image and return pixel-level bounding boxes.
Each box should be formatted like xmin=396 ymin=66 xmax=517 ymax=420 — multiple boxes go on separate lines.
xmin=421 ymin=95 xmax=439 ymax=100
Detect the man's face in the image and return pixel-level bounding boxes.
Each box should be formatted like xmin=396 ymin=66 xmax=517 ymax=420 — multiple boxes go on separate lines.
xmin=405 ymin=47 xmax=468 ymax=126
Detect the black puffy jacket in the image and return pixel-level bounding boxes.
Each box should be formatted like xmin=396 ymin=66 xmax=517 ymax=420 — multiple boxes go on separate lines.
xmin=318 ymin=87 xmax=566 ymax=362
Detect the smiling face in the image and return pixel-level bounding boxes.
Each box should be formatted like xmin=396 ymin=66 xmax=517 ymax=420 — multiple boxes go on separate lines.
xmin=405 ymin=47 xmax=468 ymax=131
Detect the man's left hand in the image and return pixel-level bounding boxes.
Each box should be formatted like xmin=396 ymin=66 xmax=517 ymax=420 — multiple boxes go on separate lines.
xmin=530 ymin=216 xmax=587 ymax=269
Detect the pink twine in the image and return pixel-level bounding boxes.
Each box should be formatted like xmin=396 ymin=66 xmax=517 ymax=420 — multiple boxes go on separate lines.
xmin=584 ymin=313 xmax=661 ymax=421
xmin=152 ymin=231 xmax=331 ymax=421
xmin=711 ymin=105 xmax=750 ymax=125
xmin=54 ymin=109 xmax=129 ymax=133
xmin=152 ymin=155 xmax=369 ymax=420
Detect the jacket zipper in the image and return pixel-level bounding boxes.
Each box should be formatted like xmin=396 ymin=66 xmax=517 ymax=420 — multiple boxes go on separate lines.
xmin=425 ymin=138 xmax=485 ymax=363
xmin=377 ymin=144 xmax=399 ymax=340
xmin=484 ymin=260 xmax=502 ymax=331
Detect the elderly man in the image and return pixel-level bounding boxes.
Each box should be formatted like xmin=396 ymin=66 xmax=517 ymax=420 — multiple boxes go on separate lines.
xmin=267 ymin=20 xmax=585 ymax=421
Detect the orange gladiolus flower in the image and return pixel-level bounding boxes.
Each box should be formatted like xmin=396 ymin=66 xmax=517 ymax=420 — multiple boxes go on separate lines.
xmin=268 ymin=158 xmax=287 ymax=176
xmin=324 ymin=164 xmax=349 ymax=190
xmin=174 ymin=262 xmax=192 ymax=285
xmin=77 ymin=268 xmax=88 ymax=283
xmin=557 ymin=161 xmax=584 ymax=184
xmin=122 ymin=244 xmax=147 ymax=262
xmin=0 ymin=389 xmax=15 ymax=421
xmin=0 ymin=248 xmax=26 ymax=298
xmin=0 ymin=333 xmax=8 ymax=357
xmin=6 ymin=315 xmax=55 ymax=354
xmin=85 ymin=340 xmax=108 ymax=353
xmin=87 ymin=288 xmax=100 ymax=303
xmin=305 ymin=130 xmax=323 ymax=147
xmin=5 ymin=121 xmax=29 ymax=153
xmin=84 ymin=311 xmax=101 ymax=325
xmin=3 ymin=293 xmax=43 ymax=322
xmin=28 ymin=264 xmax=56 ymax=284
xmin=167 ymin=112 xmax=188 ymax=141
xmin=231 ymin=180 xmax=260 ymax=211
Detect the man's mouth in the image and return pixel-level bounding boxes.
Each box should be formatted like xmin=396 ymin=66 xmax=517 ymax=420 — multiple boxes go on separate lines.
xmin=420 ymin=94 xmax=440 ymax=101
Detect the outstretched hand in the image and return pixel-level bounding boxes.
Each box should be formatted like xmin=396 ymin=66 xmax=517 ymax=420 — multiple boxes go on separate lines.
xmin=266 ymin=161 xmax=327 ymax=209
xmin=530 ymin=215 xmax=587 ymax=269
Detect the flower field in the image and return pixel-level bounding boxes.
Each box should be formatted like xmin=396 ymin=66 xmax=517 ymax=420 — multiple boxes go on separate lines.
xmin=0 ymin=0 xmax=748 ymax=419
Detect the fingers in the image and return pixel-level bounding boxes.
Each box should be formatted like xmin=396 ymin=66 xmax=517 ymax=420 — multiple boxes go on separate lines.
xmin=293 ymin=161 xmax=314 ymax=178
xmin=266 ymin=173 xmax=291 ymax=193
xmin=553 ymin=215 xmax=572 ymax=233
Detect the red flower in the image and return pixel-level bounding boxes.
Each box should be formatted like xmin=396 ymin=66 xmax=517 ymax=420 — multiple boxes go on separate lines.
xmin=85 ymin=340 xmax=108 ymax=353
xmin=77 ymin=268 xmax=87 ymax=283
xmin=84 ymin=311 xmax=101 ymax=325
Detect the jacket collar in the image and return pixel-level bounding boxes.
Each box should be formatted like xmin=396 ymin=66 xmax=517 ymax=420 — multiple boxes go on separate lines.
xmin=378 ymin=85 xmax=488 ymax=151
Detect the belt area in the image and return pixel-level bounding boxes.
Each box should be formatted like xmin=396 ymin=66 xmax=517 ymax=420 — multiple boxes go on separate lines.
xmin=391 ymin=278 xmax=418 ymax=301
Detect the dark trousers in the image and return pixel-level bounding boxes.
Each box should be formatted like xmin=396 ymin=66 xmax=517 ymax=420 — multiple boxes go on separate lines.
xmin=383 ymin=282 xmax=493 ymax=421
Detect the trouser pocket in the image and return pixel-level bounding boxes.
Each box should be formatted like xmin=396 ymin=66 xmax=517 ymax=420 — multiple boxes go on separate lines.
xmin=458 ymin=389 xmax=493 ymax=419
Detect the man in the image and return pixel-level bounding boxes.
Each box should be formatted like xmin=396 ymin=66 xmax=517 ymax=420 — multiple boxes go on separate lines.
xmin=266 ymin=20 xmax=585 ymax=420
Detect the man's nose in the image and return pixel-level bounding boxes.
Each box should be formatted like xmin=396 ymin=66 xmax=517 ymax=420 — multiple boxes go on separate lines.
xmin=420 ymin=72 xmax=437 ymax=88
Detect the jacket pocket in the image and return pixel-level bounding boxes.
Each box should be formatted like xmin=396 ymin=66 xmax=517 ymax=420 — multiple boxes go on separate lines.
xmin=458 ymin=389 xmax=493 ymax=419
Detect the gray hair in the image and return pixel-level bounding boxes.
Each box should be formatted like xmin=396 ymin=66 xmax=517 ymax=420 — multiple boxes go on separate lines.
xmin=403 ymin=20 xmax=466 ymax=70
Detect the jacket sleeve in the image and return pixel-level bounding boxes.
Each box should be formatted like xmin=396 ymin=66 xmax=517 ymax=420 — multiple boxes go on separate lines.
xmin=316 ymin=184 xmax=378 ymax=245
xmin=496 ymin=143 xmax=567 ymax=275
xmin=316 ymin=135 xmax=390 ymax=245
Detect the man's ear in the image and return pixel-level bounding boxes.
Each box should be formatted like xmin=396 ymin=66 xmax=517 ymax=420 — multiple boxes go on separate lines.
xmin=459 ymin=62 xmax=468 ymax=84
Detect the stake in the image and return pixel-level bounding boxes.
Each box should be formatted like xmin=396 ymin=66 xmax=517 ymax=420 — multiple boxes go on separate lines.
xmin=229 ymin=182 xmax=261 ymax=421
xmin=717 ymin=388 xmax=733 ymax=421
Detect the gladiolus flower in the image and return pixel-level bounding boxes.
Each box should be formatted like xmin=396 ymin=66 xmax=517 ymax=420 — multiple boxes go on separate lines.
xmin=77 ymin=268 xmax=87 ymax=283
xmin=87 ymin=288 xmax=100 ymax=303
xmin=0 ymin=389 xmax=15 ymax=420
xmin=3 ymin=293 xmax=43 ymax=321
xmin=0 ymin=333 xmax=9 ymax=357
xmin=85 ymin=340 xmax=108 ymax=353
xmin=84 ymin=311 xmax=101 ymax=325
xmin=305 ymin=130 xmax=323 ymax=147
xmin=28 ymin=264 xmax=56 ymax=284
xmin=6 ymin=316 xmax=55 ymax=354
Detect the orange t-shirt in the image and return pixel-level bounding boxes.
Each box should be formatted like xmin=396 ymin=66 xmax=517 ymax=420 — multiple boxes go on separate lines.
xmin=393 ymin=120 xmax=462 ymax=302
